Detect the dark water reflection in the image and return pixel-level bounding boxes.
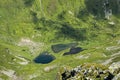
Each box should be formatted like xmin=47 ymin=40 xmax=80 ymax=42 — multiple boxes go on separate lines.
xmin=63 ymin=47 xmax=84 ymax=55
xmin=34 ymin=52 xmax=55 ymax=64
xmin=51 ymin=43 xmax=78 ymax=53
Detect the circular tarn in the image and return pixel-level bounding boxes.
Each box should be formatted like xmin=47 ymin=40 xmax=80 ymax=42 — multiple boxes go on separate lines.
xmin=34 ymin=52 xmax=55 ymax=64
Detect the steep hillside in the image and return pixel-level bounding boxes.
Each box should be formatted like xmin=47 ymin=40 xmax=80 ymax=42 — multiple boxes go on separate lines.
xmin=0 ymin=0 xmax=120 ymax=80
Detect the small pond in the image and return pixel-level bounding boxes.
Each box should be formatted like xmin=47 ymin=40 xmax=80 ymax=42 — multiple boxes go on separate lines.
xmin=63 ymin=47 xmax=84 ymax=55
xmin=34 ymin=52 xmax=55 ymax=64
xmin=51 ymin=43 xmax=78 ymax=53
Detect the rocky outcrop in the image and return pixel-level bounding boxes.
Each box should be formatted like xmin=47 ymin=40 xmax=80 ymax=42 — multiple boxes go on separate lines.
xmin=109 ymin=62 xmax=120 ymax=80
xmin=56 ymin=63 xmax=120 ymax=80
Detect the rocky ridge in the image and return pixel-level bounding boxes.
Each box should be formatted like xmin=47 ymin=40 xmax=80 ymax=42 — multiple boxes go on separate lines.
xmin=56 ymin=63 xmax=120 ymax=80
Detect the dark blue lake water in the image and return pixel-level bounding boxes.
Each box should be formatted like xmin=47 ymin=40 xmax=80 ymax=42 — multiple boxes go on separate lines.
xmin=34 ymin=52 xmax=55 ymax=64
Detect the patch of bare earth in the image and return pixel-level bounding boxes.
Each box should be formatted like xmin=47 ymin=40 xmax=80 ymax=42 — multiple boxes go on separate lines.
xmin=18 ymin=38 xmax=44 ymax=54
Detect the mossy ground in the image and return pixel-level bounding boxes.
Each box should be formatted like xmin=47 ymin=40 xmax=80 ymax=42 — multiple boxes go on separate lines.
xmin=0 ymin=0 xmax=120 ymax=80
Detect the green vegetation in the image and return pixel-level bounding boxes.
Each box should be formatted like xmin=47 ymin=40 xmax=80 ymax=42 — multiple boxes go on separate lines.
xmin=0 ymin=0 xmax=120 ymax=80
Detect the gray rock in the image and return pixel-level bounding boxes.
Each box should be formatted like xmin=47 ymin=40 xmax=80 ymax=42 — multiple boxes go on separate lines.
xmin=106 ymin=46 xmax=120 ymax=51
xmin=109 ymin=62 xmax=120 ymax=73
xmin=112 ymin=73 xmax=120 ymax=80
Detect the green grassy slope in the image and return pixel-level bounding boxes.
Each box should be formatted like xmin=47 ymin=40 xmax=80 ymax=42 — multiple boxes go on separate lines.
xmin=0 ymin=0 xmax=120 ymax=80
